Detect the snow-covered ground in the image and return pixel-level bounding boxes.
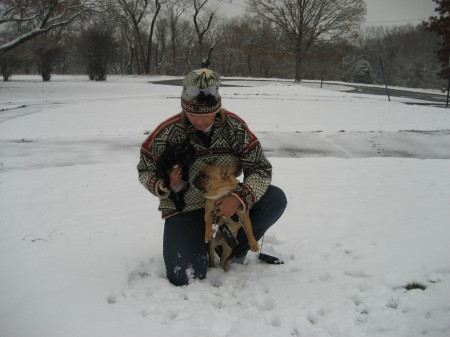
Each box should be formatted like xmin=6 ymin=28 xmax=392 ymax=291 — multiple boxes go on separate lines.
xmin=1 ymin=75 xmax=450 ymax=337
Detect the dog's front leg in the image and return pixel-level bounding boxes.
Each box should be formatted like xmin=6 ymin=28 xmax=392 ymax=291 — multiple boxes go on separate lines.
xmin=208 ymin=242 xmax=216 ymax=268
xmin=204 ymin=201 xmax=215 ymax=243
xmin=220 ymin=245 xmax=233 ymax=271
xmin=239 ymin=211 xmax=260 ymax=252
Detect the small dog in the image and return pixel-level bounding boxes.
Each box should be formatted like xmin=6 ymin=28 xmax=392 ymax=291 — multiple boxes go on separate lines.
xmin=194 ymin=164 xmax=260 ymax=270
xmin=155 ymin=139 xmax=196 ymax=211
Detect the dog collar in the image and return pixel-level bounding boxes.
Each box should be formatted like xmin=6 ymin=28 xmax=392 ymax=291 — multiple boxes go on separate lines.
xmin=204 ymin=193 xmax=231 ymax=200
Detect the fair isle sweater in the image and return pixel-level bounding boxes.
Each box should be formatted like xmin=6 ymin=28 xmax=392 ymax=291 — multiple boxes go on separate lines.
xmin=137 ymin=109 xmax=272 ymax=219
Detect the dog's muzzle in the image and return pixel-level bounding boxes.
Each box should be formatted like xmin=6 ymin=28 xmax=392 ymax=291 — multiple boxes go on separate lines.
xmin=193 ymin=174 xmax=206 ymax=193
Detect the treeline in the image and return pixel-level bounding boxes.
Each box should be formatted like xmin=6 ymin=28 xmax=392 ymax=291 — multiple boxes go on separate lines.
xmin=303 ymin=24 xmax=446 ymax=89
xmin=0 ymin=0 xmax=446 ymax=89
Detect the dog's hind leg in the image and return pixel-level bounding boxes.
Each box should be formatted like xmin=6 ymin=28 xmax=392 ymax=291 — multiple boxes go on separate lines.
xmin=220 ymin=246 xmax=233 ymax=271
xmin=240 ymin=213 xmax=260 ymax=252
xmin=208 ymin=242 xmax=216 ymax=268
xmin=204 ymin=203 xmax=215 ymax=242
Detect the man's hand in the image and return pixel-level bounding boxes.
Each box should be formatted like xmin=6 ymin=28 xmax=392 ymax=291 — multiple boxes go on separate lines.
xmin=168 ymin=165 xmax=182 ymax=188
xmin=214 ymin=195 xmax=241 ymax=217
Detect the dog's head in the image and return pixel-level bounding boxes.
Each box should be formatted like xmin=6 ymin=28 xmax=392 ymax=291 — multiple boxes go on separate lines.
xmin=194 ymin=164 xmax=238 ymax=198
xmin=172 ymin=141 xmax=196 ymax=167
xmin=155 ymin=139 xmax=196 ymax=179
xmin=162 ymin=140 xmax=195 ymax=168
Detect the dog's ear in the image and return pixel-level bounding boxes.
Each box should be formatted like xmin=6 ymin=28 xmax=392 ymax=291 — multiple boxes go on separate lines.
xmin=222 ymin=166 xmax=237 ymax=177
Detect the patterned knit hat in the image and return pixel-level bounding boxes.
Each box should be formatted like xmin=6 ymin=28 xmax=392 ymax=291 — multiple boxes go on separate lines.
xmin=181 ymin=69 xmax=221 ymax=115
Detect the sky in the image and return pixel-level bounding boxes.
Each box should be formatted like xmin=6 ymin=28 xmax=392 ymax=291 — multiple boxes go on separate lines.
xmin=212 ymin=0 xmax=438 ymax=27
xmin=364 ymin=0 xmax=437 ymax=26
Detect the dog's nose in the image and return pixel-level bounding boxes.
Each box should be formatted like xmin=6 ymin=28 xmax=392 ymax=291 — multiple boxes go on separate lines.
xmin=193 ymin=175 xmax=204 ymax=192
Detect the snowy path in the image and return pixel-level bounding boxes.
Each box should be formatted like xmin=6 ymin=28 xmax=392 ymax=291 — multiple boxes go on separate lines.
xmin=1 ymin=130 xmax=449 ymax=173
xmin=261 ymin=130 xmax=450 ymax=159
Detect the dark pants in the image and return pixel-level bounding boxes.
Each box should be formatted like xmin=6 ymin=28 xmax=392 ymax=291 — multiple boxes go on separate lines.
xmin=163 ymin=185 xmax=287 ymax=286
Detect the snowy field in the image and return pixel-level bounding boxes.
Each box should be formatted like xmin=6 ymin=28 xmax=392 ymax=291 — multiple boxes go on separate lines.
xmin=1 ymin=75 xmax=450 ymax=337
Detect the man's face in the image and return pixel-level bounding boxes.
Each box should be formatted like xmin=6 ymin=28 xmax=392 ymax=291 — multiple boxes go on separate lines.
xmin=185 ymin=111 xmax=216 ymax=131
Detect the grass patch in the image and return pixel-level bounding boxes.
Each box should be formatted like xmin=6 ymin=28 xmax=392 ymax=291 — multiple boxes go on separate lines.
xmin=405 ymin=282 xmax=426 ymax=291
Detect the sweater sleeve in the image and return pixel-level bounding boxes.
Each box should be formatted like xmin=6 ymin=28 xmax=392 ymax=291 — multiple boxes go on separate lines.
xmin=137 ymin=143 xmax=170 ymax=199
xmin=137 ymin=115 xmax=180 ymax=199
xmin=231 ymin=116 xmax=272 ymax=210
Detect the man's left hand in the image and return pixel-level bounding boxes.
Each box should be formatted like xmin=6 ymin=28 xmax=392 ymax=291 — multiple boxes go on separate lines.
xmin=214 ymin=195 xmax=241 ymax=217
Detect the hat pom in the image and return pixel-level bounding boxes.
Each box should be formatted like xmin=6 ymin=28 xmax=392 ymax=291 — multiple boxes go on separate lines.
xmin=196 ymin=91 xmax=218 ymax=107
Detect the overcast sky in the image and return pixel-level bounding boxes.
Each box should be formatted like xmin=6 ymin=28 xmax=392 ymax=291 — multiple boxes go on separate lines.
xmin=364 ymin=0 xmax=436 ymax=26
xmin=212 ymin=0 xmax=438 ymax=27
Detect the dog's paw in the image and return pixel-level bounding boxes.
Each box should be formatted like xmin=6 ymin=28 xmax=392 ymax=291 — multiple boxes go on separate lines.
xmin=204 ymin=231 xmax=213 ymax=243
xmin=250 ymin=241 xmax=260 ymax=252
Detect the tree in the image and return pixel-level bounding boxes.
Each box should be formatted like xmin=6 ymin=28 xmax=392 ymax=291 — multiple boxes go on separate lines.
xmin=192 ymin=0 xmax=219 ymax=68
xmin=147 ymin=0 xmax=162 ymax=74
xmin=0 ymin=51 xmax=20 ymax=81
xmin=351 ymin=24 xmax=444 ymax=88
xmin=32 ymin=35 xmax=62 ymax=81
xmin=249 ymin=0 xmax=366 ymax=82
xmin=0 ymin=0 xmax=100 ymax=54
xmin=154 ymin=17 xmax=168 ymax=72
xmin=350 ymin=59 xmax=374 ymax=84
xmin=216 ymin=18 xmax=255 ymax=76
xmin=116 ymin=0 xmax=162 ymax=74
xmin=79 ymin=27 xmax=116 ymax=80
xmin=424 ymin=0 xmax=450 ymax=78
xmin=116 ymin=0 xmax=147 ymax=74
xmin=164 ymin=0 xmax=189 ymax=73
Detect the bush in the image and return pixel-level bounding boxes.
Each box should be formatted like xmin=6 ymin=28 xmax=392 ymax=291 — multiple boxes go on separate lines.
xmin=78 ymin=28 xmax=116 ymax=81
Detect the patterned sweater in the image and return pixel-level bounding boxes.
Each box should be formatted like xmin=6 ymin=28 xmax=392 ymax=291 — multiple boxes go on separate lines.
xmin=137 ymin=109 xmax=272 ymax=219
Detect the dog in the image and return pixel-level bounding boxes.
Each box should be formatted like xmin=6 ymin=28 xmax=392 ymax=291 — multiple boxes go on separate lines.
xmin=155 ymin=139 xmax=196 ymax=212
xmin=194 ymin=164 xmax=260 ymax=270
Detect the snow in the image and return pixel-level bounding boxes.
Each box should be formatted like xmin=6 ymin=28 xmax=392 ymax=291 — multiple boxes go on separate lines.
xmin=1 ymin=75 xmax=450 ymax=337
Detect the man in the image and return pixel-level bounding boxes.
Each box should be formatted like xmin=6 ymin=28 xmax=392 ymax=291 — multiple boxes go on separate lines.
xmin=138 ymin=69 xmax=287 ymax=286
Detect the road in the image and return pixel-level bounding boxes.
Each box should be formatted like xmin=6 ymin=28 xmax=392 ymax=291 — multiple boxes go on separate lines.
xmin=151 ymin=78 xmax=448 ymax=107
xmin=322 ymin=82 xmax=447 ymax=107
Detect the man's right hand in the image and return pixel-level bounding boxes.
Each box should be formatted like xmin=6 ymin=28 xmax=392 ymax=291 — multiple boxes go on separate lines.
xmin=169 ymin=165 xmax=183 ymax=188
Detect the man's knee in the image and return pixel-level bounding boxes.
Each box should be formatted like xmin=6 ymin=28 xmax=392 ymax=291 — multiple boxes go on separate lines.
xmin=268 ymin=185 xmax=287 ymax=209
xmin=256 ymin=185 xmax=287 ymax=211
xmin=165 ymin=254 xmax=207 ymax=286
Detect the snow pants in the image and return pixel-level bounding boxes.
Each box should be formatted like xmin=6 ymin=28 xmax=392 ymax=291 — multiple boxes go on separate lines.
xmin=163 ymin=185 xmax=287 ymax=286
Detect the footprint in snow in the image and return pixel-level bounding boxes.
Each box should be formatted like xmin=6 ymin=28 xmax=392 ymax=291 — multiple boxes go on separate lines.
xmin=344 ymin=270 xmax=371 ymax=278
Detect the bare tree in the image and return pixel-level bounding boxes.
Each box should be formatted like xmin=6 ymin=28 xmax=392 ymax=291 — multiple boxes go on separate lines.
xmin=164 ymin=0 xmax=189 ymax=73
xmin=146 ymin=0 xmax=162 ymax=73
xmin=154 ymin=17 xmax=168 ymax=71
xmin=116 ymin=0 xmax=162 ymax=74
xmin=192 ymin=0 xmax=219 ymax=68
xmin=0 ymin=0 xmax=100 ymax=54
xmin=0 ymin=51 xmax=20 ymax=81
xmin=216 ymin=18 xmax=249 ymax=75
xmin=178 ymin=20 xmax=196 ymax=71
xmin=116 ymin=0 xmax=148 ymax=74
xmin=79 ymin=27 xmax=116 ymax=80
xmin=30 ymin=32 xmax=62 ymax=81
xmin=249 ymin=0 xmax=366 ymax=82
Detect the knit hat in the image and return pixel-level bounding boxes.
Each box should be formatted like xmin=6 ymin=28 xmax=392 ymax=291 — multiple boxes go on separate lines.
xmin=181 ymin=69 xmax=221 ymax=115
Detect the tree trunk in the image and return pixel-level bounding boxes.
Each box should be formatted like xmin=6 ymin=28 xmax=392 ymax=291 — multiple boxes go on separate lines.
xmin=127 ymin=46 xmax=135 ymax=75
xmin=295 ymin=54 xmax=303 ymax=82
xmin=247 ymin=52 xmax=253 ymax=77
xmin=145 ymin=1 xmax=161 ymax=74
xmin=39 ymin=52 xmax=53 ymax=82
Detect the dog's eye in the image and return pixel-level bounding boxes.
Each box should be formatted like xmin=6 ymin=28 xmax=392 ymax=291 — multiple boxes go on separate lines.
xmin=201 ymin=172 xmax=208 ymax=179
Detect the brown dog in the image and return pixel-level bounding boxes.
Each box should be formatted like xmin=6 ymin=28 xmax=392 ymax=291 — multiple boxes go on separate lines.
xmin=194 ymin=164 xmax=260 ymax=270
